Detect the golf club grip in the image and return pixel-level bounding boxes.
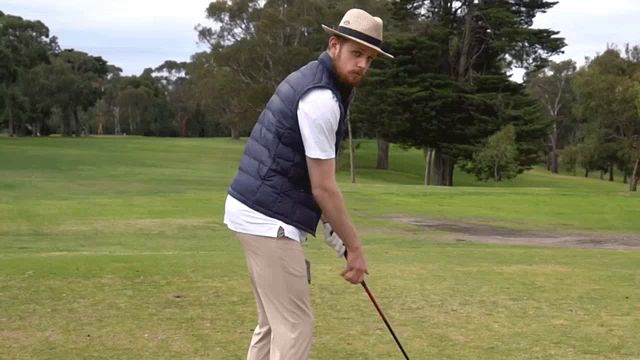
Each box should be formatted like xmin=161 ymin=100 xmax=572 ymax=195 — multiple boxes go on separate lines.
xmin=343 ymin=250 xmax=411 ymax=359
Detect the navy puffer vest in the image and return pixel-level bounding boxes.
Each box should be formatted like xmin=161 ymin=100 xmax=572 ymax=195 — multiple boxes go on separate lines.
xmin=228 ymin=52 xmax=353 ymax=235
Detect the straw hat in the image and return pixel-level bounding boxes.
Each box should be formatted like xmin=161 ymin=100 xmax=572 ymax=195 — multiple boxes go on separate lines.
xmin=322 ymin=8 xmax=393 ymax=58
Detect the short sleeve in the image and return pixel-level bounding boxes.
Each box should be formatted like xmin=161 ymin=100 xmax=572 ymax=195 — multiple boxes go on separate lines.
xmin=297 ymin=88 xmax=340 ymax=160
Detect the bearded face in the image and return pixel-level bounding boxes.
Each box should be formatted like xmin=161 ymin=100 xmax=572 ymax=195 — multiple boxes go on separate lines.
xmin=328 ymin=37 xmax=378 ymax=87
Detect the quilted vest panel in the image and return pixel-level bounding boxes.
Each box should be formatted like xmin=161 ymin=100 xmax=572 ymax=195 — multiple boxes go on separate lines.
xmin=228 ymin=52 xmax=353 ymax=235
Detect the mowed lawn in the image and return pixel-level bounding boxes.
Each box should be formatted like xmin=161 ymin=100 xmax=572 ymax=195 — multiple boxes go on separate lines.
xmin=1 ymin=136 xmax=639 ymax=360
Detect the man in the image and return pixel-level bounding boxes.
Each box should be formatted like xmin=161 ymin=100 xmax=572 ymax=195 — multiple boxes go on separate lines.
xmin=224 ymin=8 xmax=393 ymax=360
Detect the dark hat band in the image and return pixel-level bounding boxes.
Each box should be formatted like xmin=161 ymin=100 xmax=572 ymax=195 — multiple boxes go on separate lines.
xmin=336 ymin=26 xmax=381 ymax=48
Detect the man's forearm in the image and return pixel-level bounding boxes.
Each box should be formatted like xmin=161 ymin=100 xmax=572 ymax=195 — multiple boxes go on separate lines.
xmin=314 ymin=187 xmax=361 ymax=251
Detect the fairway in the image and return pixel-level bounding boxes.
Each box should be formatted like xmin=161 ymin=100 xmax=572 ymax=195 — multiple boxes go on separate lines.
xmin=1 ymin=136 xmax=639 ymax=359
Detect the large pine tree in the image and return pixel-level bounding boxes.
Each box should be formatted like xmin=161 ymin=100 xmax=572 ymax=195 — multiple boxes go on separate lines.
xmin=352 ymin=0 xmax=565 ymax=185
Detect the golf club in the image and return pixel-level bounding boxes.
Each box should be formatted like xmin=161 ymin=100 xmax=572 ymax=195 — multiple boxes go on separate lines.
xmin=344 ymin=250 xmax=411 ymax=360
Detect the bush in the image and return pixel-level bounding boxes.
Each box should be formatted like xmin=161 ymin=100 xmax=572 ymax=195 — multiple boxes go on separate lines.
xmin=462 ymin=124 xmax=519 ymax=181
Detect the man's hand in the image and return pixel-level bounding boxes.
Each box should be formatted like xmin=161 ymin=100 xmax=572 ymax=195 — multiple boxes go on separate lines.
xmin=342 ymin=247 xmax=368 ymax=284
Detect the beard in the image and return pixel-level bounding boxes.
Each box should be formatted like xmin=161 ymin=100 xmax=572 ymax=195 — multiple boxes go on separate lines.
xmin=333 ymin=49 xmax=364 ymax=87
xmin=337 ymin=70 xmax=363 ymax=87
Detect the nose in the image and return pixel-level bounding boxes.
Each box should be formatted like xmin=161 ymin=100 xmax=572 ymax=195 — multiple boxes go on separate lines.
xmin=357 ymin=57 xmax=369 ymax=71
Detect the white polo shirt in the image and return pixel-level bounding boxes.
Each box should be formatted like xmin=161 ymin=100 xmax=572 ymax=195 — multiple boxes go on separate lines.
xmin=223 ymin=88 xmax=340 ymax=242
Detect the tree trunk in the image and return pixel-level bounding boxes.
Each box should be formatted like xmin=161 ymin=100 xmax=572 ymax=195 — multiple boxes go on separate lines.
xmin=423 ymin=148 xmax=429 ymax=186
xmin=584 ymin=168 xmax=589 ymax=178
xmin=457 ymin=4 xmax=474 ymax=81
xmin=96 ymin=103 xmax=104 ymax=135
xmin=7 ymin=99 xmax=15 ymax=137
xmin=113 ymin=106 xmax=121 ymax=135
xmin=376 ymin=134 xmax=389 ymax=170
xmin=348 ymin=116 xmax=355 ymax=184
xmin=136 ymin=110 xmax=141 ymax=135
xmin=433 ymin=150 xmax=455 ymax=186
xmin=494 ymin=159 xmax=499 ymax=181
xmin=62 ymin=108 xmax=72 ymax=136
xmin=423 ymin=148 xmax=433 ymax=186
xmin=624 ymin=172 xmax=628 ymax=184
xmin=179 ymin=112 xmax=189 ymax=137
xmin=550 ymin=124 xmax=559 ymax=173
xmin=33 ymin=121 xmax=41 ymax=137
xmin=630 ymin=159 xmax=639 ymax=192
xmin=128 ymin=108 xmax=134 ymax=135
xmin=230 ymin=126 xmax=240 ymax=140
xmin=608 ymin=163 xmax=614 ymax=182
xmin=73 ymin=109 xmax=81 ymax=136
xmin=427 ymin=148 xmax=434 ymax=186
xmin=599 ymin=171 xmax=604 ymax=180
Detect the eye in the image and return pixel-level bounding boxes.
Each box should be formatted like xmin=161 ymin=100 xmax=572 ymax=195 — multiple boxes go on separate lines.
xmin=353 ymin=50 xmax=362 ymax=57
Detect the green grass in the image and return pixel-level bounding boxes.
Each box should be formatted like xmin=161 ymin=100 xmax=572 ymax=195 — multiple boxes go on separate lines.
xmin=1 ymin=136 xmax=639 ymax=359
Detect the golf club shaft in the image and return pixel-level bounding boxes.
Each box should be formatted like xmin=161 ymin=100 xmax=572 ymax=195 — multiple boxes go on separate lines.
xmin=360 ymin=279 xmax=411 ymax=360
xmin=344 ymin=251 xmax=410 ymax=359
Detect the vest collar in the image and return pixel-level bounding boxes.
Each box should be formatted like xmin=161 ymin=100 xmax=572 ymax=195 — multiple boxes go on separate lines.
xmin=318 ymin=52 xmax=354 ymax=104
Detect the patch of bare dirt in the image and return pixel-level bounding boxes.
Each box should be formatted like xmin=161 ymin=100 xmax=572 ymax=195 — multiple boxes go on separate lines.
xmin=387 ymin=215 xmax=640 ymax=250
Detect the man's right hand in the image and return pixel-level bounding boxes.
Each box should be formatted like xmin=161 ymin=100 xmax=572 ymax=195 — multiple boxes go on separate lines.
xmin=342 ymin=247 xmax=368 ymax=284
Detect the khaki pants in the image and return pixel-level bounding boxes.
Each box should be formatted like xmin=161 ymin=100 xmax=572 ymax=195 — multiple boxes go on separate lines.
xmin=236 ymin=232 xmax=313 ymax=360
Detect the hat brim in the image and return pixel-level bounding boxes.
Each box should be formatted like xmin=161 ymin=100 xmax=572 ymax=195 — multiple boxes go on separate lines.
xmin=322 ymin=25 xmax=394 ymax=59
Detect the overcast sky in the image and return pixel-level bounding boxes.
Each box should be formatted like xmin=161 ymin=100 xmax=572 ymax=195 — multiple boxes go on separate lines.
xmin=3 ymin=0 xmax=211 ymax=75
xmin=3 ymin=0 xmax=639 ymax=78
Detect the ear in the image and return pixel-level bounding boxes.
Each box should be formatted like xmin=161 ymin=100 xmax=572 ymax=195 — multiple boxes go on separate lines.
xmin=328 ymin=36 xmax=342 ymax=56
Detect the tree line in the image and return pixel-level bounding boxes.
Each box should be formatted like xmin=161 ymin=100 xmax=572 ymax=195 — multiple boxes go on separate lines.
xmin=527 ymin=45 xmax=640 ymax=191
xmin=1 ymin=2 xmax=639 ymax=190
